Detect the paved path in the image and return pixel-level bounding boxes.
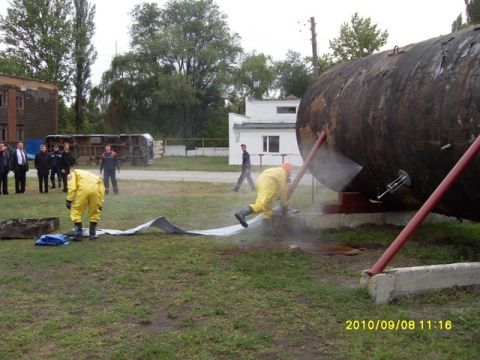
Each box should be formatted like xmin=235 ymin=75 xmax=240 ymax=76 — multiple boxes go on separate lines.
xmin=25 ymin=169 xmax=314 ymax=185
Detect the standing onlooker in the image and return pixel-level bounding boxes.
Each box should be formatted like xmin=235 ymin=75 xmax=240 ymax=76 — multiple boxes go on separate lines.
xmin=34 ymin=144 xmax=50 ymax=193
xmin=233 ymin=144 xmax=256 ymax=192
xmin=0 ymin=142 xmax=10 ymax=195
xmin=9 ymin=141 xmax=29 ymax=194
xmin=49 ymin=144 xmax=63 ymax=189
xmin=99 ymin=144 xmax=120 ymax=194
xmin=61 ymin=142 xmax=75 ymax=193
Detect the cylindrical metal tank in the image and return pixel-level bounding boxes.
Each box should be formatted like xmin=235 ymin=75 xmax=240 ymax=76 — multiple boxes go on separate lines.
xmin=297 ymin=27 xmax=480 ymax=221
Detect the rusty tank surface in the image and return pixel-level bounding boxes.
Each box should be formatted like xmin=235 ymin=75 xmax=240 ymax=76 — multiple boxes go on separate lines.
xmin=297 ymin=27 xmax=480 ymax=221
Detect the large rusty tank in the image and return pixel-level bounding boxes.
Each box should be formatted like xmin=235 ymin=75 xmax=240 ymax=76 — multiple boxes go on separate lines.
xmin=297 ymin=27 xmax=480 ymax=221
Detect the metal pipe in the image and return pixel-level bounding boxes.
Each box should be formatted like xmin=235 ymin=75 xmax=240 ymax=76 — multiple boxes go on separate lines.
xmin=368 ymin=134 xmax=480 ymax=275
xmin=288 ymin=130 xmax=326 ymax=199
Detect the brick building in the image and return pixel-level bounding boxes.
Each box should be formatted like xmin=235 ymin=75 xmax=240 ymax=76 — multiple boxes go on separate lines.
xmin=0 ymin=74 xmax=58 ymax=145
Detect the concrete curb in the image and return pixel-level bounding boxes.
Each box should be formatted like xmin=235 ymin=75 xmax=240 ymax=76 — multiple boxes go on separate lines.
xmin=360 ymin=262 xmax=480 ymax=304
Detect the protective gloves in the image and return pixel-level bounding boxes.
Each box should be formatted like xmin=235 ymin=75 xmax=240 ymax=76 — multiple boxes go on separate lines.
xmin=66 ymin=200 xmax=72 ymax=209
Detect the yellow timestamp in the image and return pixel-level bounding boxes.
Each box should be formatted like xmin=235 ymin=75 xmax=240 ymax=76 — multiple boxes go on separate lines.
xmin=345 ymin=319 xmax=453 ymax=331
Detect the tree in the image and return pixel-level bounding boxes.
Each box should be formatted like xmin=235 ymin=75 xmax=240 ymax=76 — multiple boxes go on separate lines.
xmin=466 ymin=0 xmax=480 ymax=23
xmin=452 ymin=0 xmax=480 ymax=31
xmin=275 ymin=51 xmax=314 ymax=98
xmin=72 ymin=0 xmax=97 ymax=133
xmin=452 ymin=13 xmax=464 ymax=32
xmin=329 ymin=12 xmax=388 ymax=63
xmin=234 ymin=52 xmax=276 ymax=100
xmin=129 ymin=0 xmax=242 ymax=137
xmin=0 ymin=52 xmax=27 ymax=75
xmin=0 ymin=0 xmax=73 ymax=94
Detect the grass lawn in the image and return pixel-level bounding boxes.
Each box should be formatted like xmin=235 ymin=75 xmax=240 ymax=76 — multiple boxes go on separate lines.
xmin=0 ymin=178 xmax=479 ymax=359
xmin=79 ymin=156 xmax=269 ymax=172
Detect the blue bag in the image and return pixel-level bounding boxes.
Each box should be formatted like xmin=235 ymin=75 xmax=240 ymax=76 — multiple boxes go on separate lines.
xmin=35 ymin=234 xmax=70 ymax=246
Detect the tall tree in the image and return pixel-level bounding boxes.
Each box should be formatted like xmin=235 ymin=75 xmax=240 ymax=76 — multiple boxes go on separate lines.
xmin=234 ymin=52 xmax=276 ymax=100
xmin=452 ymin=13 xmax=464 ymax=32
xmin=275 ymin=51 xmax=314 ymax=98
xmin=0 ymin=0 xmax=73 ymax=93
xmin=329 ymin=12 xmax=388 ymax=63
xmin=452 ymin=0 xmax=480 ymax=31
xmin=466 ymin=0 xmax=480 ymax=23
xmin=72 ymin=0 xmax=97 ymax=133
xmin=129 ymin=0 xmax=242 ymax=137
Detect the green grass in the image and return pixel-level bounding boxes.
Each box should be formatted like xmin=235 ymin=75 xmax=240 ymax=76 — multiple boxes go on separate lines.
xmin=79 ymin=156 xmax=276 ymax=172
xmin=0 ymin=178 xmax=479 ymax=359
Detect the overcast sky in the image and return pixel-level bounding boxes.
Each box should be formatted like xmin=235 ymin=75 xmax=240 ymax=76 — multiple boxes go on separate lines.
xmin=0 ymin=0 xmax=467 ymax=86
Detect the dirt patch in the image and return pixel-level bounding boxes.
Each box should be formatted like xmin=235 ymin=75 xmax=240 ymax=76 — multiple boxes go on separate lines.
xmin=216 ymin=238 xmax=428 ymax=290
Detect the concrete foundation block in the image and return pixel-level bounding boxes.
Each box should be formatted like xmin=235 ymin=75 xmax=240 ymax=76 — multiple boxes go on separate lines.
xmin=292 ymin=211 xmax=456 ymax=231
xmin=361 ymin=262 xmax=480 ymax=304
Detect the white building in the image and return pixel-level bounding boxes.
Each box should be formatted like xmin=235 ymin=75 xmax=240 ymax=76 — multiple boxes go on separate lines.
xmin=228 ymin=96 xmax=303 ymax=166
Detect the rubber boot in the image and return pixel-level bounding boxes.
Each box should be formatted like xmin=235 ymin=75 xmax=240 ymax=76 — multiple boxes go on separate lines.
xmin=89 ymin=222 xmax=98 ymax=240
xmin=234 ymin=206 xmax=253 ymax=228
xmin=73 ymin=222 xmax=83 ymax=241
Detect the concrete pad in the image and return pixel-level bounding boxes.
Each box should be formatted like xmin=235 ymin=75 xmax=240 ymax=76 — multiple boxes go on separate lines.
xmin=290 ymin=211 xmax=455 ymax=231
xmin=360 ymin=262 xmax=480 ymax=304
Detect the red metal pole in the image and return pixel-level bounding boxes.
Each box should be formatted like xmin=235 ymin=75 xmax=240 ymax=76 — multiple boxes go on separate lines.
xmin=288 ymin=130 xmax=327 ymax=199
xmin=368 ymin=134 xmax=480 ymax=275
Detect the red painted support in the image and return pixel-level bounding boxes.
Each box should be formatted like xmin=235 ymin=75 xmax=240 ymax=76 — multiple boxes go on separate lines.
xmin=287 ymin=130 xmax=327 ymax=199
xmin=368 ymin=135 xmax=480 ymax=275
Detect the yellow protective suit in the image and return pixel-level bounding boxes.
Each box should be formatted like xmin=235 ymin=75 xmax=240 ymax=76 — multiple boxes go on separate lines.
xmin=249 ymin=167 xmax=289 ymax=219
xmin=67 ymin=169 xmax=105 ymax=223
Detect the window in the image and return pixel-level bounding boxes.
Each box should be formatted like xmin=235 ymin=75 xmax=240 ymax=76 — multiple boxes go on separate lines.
xmin=16 ymin=93 xmax=24 ymax=109
xmin=16 ymin=127 xmax=24 ymax=141
xmin=276 ymin=106 xmax=296 ymax=114
xmin=1 ymin=126 xmax=7 ymax=141
xmin=0 ymin=91 xmax=7 ymax=107
xmin=262 ymin=136 xmax=279 ymax=153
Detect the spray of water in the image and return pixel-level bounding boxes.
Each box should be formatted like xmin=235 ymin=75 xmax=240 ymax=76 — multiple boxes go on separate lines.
xmin=313 ymin=146 xmax=363 ymax=192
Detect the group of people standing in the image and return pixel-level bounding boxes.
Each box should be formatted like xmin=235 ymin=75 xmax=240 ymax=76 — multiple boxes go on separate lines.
xmin=34 ymin=142 xmax=75 ymax=193
xmin=0 ymin=141 xmax=75 ymax=194
xmin=0 ymin=141 xmax=120 ymax=241
xmin=0 ymin=141 xmax=120 ymax=196
xmin=0 ymin=141 xmax=33 ymax=194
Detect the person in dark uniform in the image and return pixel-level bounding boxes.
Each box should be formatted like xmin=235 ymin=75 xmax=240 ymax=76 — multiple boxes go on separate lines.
xmin=34 ymin=143 xmax=50 ymax=193
xmin=60 ymin=142 xmax=75 ymax=193
xmin=9 ymin=141 xmax=29 ymax=194
xmin=0 ymin=142 xmax=10 ymax=195
xmin=49 ymin=144 xmax=63 ymax=189
xmin=99 ymin=144 xmax=120 ymax=194
xmin=233 ymin=144 xmax=256 ymax=192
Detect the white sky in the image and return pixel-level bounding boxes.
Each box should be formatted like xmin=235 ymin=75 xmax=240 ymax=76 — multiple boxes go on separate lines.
xmin=0 ymin=0 xmax=467 ymax=86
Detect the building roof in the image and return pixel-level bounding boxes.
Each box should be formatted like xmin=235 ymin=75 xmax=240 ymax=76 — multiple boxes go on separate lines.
xmin=0 ymin=73 xmax=57 ymax=91
xmin=233 ymin=122 xmax=296 ymax=130
xmin=246 ymin=96 xmax=300 ymax=103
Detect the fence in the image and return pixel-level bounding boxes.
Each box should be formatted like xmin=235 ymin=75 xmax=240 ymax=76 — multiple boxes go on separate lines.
xmin=163 ymin=138 xmax=228 ymax=157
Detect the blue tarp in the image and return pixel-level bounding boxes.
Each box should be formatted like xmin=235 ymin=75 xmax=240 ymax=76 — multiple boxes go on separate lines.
xmin=25 ymin=138 xmax=43 ymax=160
xmin=35 ymin=234 xmax=70 ymax=246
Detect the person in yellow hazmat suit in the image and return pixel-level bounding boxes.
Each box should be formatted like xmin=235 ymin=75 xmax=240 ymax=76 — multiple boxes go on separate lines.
xmin=234 ymin=163 xmax=292 ymax=230
xmin=66 ymin=169 xmax=105 ymax=241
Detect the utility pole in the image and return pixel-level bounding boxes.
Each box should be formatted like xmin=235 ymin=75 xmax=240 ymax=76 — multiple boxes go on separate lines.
xmin=310 ymin=17 xmax=319 ymax=77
